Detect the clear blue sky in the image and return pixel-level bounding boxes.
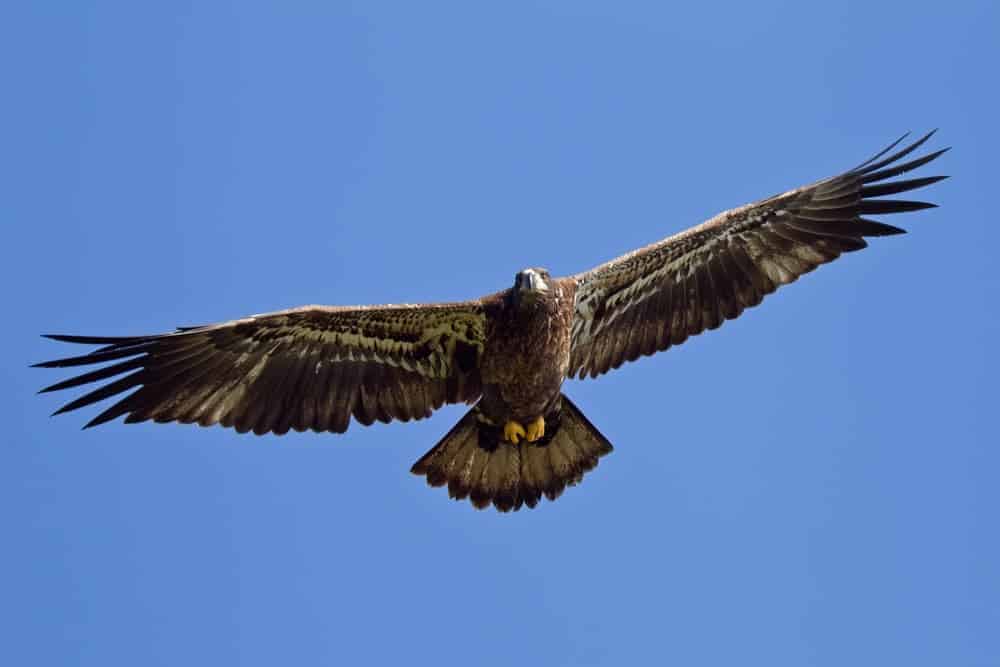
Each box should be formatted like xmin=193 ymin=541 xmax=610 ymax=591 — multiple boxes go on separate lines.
xmin=4 ymin=2 xmax=997 ymax=665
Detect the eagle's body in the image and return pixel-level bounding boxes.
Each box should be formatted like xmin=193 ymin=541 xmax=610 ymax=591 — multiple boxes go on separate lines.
xmin=37 ymin=132 xmax=948 ymax=512
xmin=480 ymin=272 xmax=576 ymax=424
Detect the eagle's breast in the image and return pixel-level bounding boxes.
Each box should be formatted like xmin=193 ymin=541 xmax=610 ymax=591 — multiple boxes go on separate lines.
xmin=480 ymin=278 xmax=576 ymax=421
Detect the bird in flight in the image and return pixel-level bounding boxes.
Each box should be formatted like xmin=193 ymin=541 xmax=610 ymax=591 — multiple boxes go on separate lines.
xmin=36 ymin=131 xmax=947 ymax=512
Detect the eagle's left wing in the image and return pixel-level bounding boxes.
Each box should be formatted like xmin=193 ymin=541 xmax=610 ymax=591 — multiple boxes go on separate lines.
xmin=36 ymin=303 xmax=486 ymax=435
xmin=568 ymin=131 xmax=948 ymax=379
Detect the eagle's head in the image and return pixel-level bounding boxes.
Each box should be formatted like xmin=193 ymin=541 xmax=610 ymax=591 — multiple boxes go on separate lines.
xmin=512 ymin=267 xmax=550 ymax=307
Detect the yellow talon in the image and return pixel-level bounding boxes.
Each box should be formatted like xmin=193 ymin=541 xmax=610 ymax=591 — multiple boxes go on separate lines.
xmin=503 ymin=420 xmax=526 ymax=444
xmin=525 ymin=415 xmax=545 ymax=443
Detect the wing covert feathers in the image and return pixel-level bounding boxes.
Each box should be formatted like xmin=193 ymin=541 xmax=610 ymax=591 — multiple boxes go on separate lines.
xmin=37 ymin=304 xmax=486 ymax=434
xmin=568 ymin=131 xmax=948 ymax=379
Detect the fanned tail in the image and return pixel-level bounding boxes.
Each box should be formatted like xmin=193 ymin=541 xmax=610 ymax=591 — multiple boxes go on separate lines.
xmin=411 ymin=394 xmax=613 ymax=512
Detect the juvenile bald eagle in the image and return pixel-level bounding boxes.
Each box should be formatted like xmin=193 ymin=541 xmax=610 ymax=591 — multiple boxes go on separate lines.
xmin=36 ymin=132 xmax=947 ymax=512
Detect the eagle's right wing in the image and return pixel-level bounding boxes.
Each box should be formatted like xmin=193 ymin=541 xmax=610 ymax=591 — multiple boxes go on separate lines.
xmin=36 ymin=303 xmax=487 ymax=435
xmin=568 ymin=131 xmax=948 ymax=379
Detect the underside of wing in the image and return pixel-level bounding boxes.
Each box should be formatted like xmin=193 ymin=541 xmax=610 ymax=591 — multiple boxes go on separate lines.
xmin=36 ymin=303 xmax=486 ymax=435
xmin=568 ymin=131 xmax=948 ymax=379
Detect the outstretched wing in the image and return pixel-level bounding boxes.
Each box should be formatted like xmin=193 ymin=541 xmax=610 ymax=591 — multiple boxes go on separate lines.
xmin=568 ymin=131 xmax=948 ymax=379
xmin=36 ymin=303 xmax=486 ymax=435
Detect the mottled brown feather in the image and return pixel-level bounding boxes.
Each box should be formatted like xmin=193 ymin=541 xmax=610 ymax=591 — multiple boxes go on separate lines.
xmin=411 ymin=395 xmax=612 ymax=512
xmin=568 ymin=132 xmax=947 ymax=379
xmin=37 ymin=303 xmax=488 ymax=435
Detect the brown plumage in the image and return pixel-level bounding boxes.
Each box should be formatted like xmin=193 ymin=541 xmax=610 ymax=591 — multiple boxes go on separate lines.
xmin=480 ymin=271 xmax=577 ymax=422
xmin=568 ymin=131 xmax=948 ymax=378
xmin=36 ymin=131 xmax=947 ymax=512
xmin=37 ymin=304 xmax=486 ymax=435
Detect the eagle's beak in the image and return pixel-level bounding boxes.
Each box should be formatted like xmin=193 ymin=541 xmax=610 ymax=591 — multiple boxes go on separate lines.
xmin=517 ymin=270 xmax=548 ymax=294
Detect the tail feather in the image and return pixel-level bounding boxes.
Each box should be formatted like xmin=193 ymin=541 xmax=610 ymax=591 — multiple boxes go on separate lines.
xmin=411 ymin=394 xmax=613 ymax=512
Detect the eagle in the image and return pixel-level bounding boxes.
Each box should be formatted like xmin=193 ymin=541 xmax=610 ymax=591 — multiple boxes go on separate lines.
xmin=36 ymin=132 xmax=947 ymax=512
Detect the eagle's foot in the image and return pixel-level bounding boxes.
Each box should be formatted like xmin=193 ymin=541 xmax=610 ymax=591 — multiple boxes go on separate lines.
xmin=503 ymin=420 xmax=527 ymax=444
xmin=525 ymin=415 xmax=545 ymax=443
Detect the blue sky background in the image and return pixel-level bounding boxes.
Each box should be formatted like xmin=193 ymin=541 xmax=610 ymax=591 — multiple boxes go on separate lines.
xmin=3 ymin=2 xmax=997 ymax=665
